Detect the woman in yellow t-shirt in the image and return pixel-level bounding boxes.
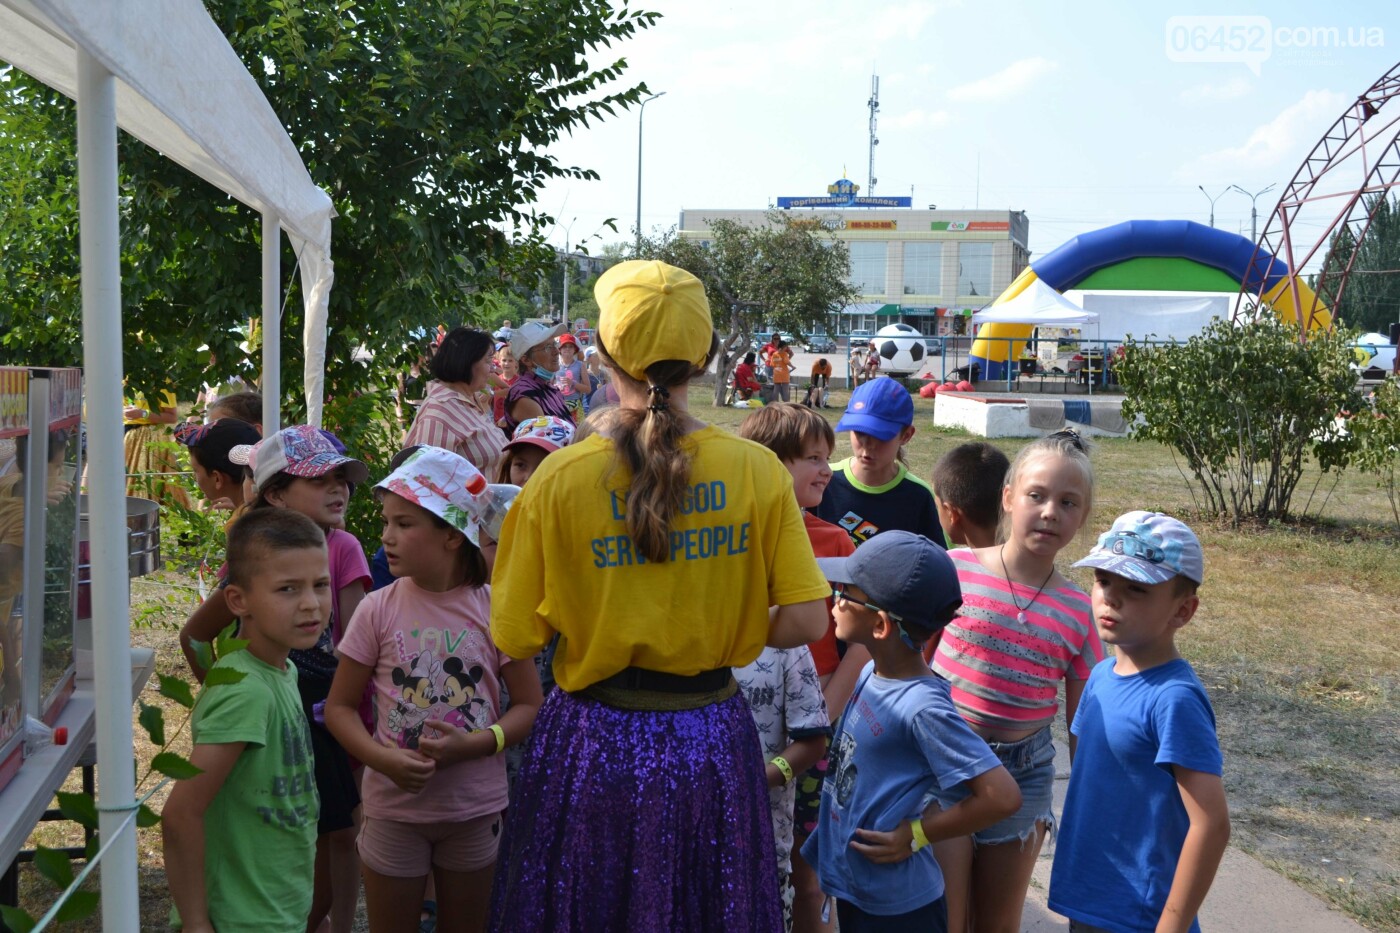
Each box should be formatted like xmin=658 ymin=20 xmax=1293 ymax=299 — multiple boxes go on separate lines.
xmin=489 ymin=261 xmax=830 ymax=932
xmin=123 ymin=387 xmax=191 ymax=509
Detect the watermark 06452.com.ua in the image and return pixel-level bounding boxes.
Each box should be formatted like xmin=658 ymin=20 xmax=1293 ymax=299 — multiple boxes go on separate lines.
xmin=1166 ymin=16 xmax=1385 ymax=74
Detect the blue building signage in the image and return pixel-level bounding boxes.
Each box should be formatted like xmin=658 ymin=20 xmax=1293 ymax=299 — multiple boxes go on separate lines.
xmin=777 ymin=177 xmax=912 ymax=209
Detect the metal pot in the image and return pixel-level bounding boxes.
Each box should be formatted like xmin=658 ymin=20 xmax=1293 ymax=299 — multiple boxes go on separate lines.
xmin=77 ymin=494 xmax=162 ymax=581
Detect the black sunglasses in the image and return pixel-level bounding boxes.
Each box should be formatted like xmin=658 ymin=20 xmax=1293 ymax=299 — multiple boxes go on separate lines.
xmin=832 ymin=587 xmax=924 ymax=650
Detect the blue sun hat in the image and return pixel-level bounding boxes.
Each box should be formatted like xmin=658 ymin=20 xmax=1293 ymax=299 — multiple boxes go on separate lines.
xmin=835 ymin=377 xmax=914 ymax=440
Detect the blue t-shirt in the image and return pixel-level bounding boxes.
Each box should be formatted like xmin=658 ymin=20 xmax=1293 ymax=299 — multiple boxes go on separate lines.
xmin=801 ymin=665 xmax=1000 ymax=915
xmin=1049 ymin=657 xmax=1223 ymax=933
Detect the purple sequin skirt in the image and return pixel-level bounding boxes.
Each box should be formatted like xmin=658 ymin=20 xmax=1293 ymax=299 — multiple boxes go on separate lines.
xmin=489 ymin=686 xmax=782 ymax=932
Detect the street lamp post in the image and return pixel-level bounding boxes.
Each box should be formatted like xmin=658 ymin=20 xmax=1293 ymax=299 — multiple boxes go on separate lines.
xmin=1198 ymin=185 xmax=1229 ymax=228
xmin=635 ymin=91 xmax=666 ymax=254
xmin=560 ymin=218 xmax=576 ymax=326
xmin=1230 ymin=183 xmax=1277 ymax=243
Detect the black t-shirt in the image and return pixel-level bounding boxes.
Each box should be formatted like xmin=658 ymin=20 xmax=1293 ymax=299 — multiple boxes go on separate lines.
xmin=814 ymin=459 xmax=945 ymax=547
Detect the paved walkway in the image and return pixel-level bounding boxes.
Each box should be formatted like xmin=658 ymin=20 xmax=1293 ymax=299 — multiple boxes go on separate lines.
xmin=1019 ymin=744 xmax=1367 ymax=932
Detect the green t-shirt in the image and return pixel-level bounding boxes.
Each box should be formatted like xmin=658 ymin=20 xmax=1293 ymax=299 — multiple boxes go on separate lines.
xmin=184 ymin=649 xmax=319 ymax=932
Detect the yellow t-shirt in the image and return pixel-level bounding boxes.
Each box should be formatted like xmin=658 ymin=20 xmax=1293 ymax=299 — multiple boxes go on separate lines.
xmin=491 ymin=427 xmax=830 ymax=692
xmin=123 ymin=390 xmax=178 ymax=425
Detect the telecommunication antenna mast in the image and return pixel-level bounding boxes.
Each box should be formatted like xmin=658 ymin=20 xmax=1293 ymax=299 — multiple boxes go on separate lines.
xmin=867 ymin=74 xmax=880 ymax=195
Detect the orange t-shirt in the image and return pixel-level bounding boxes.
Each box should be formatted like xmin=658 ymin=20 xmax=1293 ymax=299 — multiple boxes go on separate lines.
xmin=770 ymin=348 xmax=794 ymax=384
xmin=802 ymin=511 xmax=855 ymax=676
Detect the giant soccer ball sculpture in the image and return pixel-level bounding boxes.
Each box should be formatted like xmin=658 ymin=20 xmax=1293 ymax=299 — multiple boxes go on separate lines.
xmin=874 ymin=323 xmax=926 ymax=375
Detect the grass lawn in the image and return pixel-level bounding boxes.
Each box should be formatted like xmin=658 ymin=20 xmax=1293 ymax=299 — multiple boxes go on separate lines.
xmin=16 ymin=385 xmax=1400 ymax=930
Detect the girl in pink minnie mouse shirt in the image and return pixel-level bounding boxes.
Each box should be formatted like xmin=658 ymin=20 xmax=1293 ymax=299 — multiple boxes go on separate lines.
xmin=326 ymin=446 xmax=541 ymax=933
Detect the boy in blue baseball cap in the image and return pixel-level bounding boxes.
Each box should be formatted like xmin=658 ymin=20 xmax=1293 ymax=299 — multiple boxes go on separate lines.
xmin=1050 ymin=511 xmax=1230 ymax=933
xmin=814 ymin=377 xmax=944 ymax=547
xmin=801 ymin=531 xmax=1019 ymax=930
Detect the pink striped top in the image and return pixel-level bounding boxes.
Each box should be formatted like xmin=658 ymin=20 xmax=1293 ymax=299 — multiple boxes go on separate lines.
xmin=404 ymin=380 xmax=507 ymax=479
xmin=932 ymin=547 xmax=1103 ymax=731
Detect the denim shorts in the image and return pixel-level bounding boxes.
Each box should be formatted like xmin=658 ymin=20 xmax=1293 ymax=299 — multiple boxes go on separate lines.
xmin=931 ymin=725 xmax=1056 ymax=847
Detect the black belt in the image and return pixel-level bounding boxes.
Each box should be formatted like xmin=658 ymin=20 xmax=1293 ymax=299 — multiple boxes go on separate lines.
xmin=583 ymin=666 xmax=737 ymax=711
xmin=596 ymin=666 xmax=732 ymax=694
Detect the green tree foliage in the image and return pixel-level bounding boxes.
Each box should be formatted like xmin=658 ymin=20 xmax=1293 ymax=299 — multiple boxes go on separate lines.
xmin=1348 ymin=378 xmax=1400 ymax=526
xmin=637 ymin=214 xmax=859 ymax=405
xmin=0 ymin=77 xmax=80 ymax=365
xmin=1116 ymin=317 xmax=1363 ymax=523
xmin=1316 ymin=193 xmax=1400 ymax=334
xmin=1 ymin=0 xmax=657 ymax=403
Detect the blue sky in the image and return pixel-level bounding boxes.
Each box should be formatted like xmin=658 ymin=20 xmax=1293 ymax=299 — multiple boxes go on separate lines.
xmin=535 ymin=0 xmax=1397 ymax=268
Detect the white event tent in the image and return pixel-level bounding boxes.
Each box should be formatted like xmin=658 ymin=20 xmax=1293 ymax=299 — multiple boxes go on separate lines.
xmin=971 ymin=278 xmax=1098 ymax=328
xmin=0 ymin=1 xmax=334 ymax=925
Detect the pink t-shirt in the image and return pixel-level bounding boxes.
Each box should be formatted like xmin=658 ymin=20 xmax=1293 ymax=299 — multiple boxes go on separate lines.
xmin=328 ymin=529 xmax=372 ymax=645
xmin=932 ymin=547 xmax=1102 ymax=732
xmin=338 ymin=577 xmax=510 ymax=823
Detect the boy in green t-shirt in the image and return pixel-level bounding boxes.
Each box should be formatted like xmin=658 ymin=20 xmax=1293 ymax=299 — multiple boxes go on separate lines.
xmin=163 ymin=509 xmax=331 ymax=932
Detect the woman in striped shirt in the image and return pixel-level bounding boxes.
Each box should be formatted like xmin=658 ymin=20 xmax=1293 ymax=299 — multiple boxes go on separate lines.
xmin=405 ymin=326 xmax=507 ymax=478
xmin=930 ymin=431 xmax=1104 ymax=933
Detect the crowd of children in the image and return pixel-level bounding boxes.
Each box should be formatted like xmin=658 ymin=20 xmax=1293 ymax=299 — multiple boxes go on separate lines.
xmin=158 ymin=271 xmax=1228 ymax=933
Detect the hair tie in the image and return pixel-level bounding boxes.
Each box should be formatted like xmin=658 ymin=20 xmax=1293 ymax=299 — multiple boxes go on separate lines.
xmin=647 ymin=384 xmax=671 ymax=412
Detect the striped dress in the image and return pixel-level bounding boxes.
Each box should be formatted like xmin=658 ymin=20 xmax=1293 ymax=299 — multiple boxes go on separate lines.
xmin=932 ymin=547 xmax=1103 ymax=732
xmin=404 ymin=380 xmax=507 ymax=478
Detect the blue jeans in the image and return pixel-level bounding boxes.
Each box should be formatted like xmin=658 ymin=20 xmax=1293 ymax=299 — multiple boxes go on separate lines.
xmin=932 ymin=726 xmax=1056 ymax=846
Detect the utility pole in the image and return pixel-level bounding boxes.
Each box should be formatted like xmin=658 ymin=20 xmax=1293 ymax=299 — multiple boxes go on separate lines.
xmin=867 ymin=74 xmax=879 ymax=195
xmin=1230 ymin=183 xmax=1277 ymax=243
xmin=1198 ymin=185 xmax=1229 ymax=228
xmin=635 ymin=92 xmax=666 ymax=253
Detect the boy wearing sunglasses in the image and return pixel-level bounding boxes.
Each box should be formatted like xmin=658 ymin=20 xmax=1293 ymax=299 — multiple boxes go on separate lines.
xmin=801 ymin=531 xmax=1020 ymax=932
xmin=1050 ymin=512 xmax=1229 ymax=933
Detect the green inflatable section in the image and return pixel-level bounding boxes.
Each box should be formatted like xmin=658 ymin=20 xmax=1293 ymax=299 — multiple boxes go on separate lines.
xmin=1074 ymin=256 xmax=1241 ymax=292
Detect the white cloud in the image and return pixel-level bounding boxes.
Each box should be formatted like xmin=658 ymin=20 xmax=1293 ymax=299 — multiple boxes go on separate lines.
xmin=887 ymin=109 xmax=951 ymax=130
xmin=946 ymin=57 xmax=1057 ymax=102
xmin=1180 ymin=77 xmax=1253 ymax=103
xmin=866 ymin=1 xmax=941 ymax=42
xmin=1178 ymin=89 xmax=1349 ymax=178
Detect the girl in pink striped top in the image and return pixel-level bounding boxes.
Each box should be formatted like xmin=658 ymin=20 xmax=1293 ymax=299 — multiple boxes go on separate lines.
xmin=930 ymin=431 xmax=1103 ymax=933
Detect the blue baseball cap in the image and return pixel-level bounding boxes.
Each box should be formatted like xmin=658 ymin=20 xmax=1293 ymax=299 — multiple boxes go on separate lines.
xmin=836 ymin=376 xmax=914 ymax=440
xmin=1074 ymin=511 xmax=1204 ymax=585
xmin=817 ymin=531 xmax=961 ymax=638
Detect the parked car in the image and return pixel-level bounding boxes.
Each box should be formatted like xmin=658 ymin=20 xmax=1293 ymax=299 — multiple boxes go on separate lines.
xmin=923 ymin=337 xmax=943 ymax=356
xmin=804 ymin=334 xmax=838 ymax=354
xmin=847 ymin=329 xmax=873 ymax=345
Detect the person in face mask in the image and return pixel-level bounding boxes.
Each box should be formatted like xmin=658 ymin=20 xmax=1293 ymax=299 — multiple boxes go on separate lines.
xmin=505 ymin=322 xmax=574 ymax=432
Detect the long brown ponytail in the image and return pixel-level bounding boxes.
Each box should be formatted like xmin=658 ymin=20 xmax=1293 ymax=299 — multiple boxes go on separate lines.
xmin=597 ymin=334 xmax=719 ymax=562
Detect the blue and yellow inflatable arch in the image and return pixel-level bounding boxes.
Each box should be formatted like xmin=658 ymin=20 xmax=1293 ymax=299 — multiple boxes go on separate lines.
xmin=971 ymin=220 xmax=1331 ymax=379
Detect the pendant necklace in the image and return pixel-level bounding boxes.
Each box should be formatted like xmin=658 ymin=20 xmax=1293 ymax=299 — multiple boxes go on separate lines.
xmin=999 ymin=545 xmax=1056 ymax=624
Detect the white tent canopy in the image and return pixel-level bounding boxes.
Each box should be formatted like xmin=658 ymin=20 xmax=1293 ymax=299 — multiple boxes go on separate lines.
xmin=972 ymin=278 xmax=1098 ymax=327
xmin=1 ymin=1 xmax=334 ymax=925
xmin=0 ymin=0 xmax=336 ymax=425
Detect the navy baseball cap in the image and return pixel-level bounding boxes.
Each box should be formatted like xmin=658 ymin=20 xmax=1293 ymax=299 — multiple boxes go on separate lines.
xmin=817 ymin=531 xmax=962 ymax=638
xmin=1074 ymin=511 xmax=1204 ymax=585
xmin=836 ymin=377 xmax=914 ymax=440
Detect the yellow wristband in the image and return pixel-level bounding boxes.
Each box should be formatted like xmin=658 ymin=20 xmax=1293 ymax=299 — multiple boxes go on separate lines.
xmin=771 ymin=755 xmax=795 ymax=785
xmin=489 ymin=723 xmax=505 ymax=755
xmin=909 ymin=818 xmax=930 ymax=852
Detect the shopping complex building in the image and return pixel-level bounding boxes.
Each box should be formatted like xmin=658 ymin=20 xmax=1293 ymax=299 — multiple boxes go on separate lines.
xmin=678 ymin=177 xmax=1030 ymax=337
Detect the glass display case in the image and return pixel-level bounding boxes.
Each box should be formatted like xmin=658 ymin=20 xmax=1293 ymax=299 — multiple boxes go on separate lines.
xmin=29 ymin=369 xmax=83 ymax=724
xmin=0 ymin=367 xmax=30 ymax=791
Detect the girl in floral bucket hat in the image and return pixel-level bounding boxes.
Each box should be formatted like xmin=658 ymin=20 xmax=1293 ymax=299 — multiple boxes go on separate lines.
xmin=488 ymin=261 xmax=831 ymax=932
xmin=494 ymin=415 xmax=575 ymax=487
xmin=325 ymin=445 xmax=542 ymax=932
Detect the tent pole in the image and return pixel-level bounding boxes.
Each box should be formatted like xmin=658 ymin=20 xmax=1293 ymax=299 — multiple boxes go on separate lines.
xmin=262 ymin=212 xmax=281 ymax=433
xmin=76 ymin=48 xmax=141 ymax=933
